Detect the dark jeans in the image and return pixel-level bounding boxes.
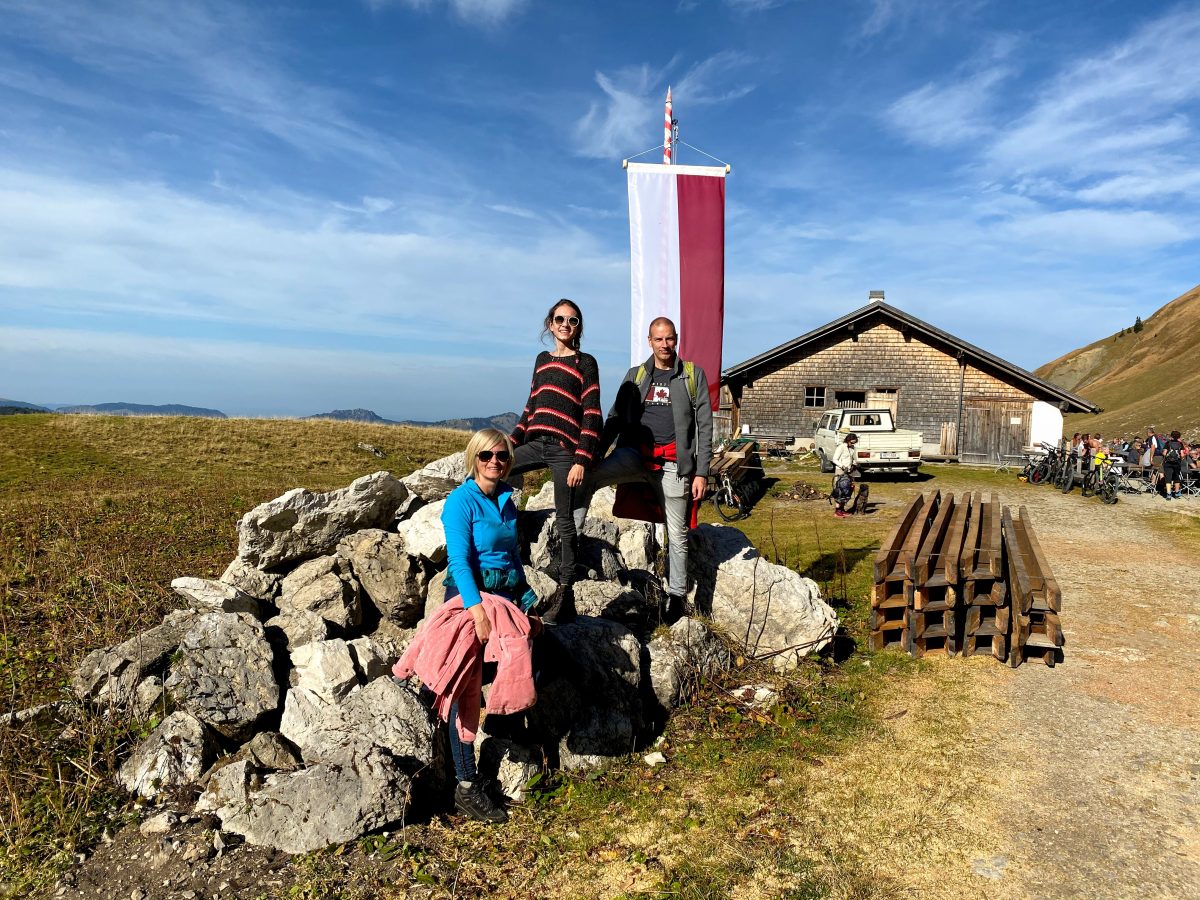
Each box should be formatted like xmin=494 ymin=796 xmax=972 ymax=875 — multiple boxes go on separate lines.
xmin=511 ymin=437 xmax=579 ymax=585
xmin=448 ymin=699 xmax=478 ymax=782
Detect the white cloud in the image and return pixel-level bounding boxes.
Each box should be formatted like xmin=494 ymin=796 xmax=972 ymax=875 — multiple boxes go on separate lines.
xmin=0 ymin=0 xmax=420 ymax=170
xmin=574 ymin=64 xmax=667 ymax=160
xmin=674 ymin=51 xmax=756 ymax=107
xmin=986 ymin=8 xmax=1200 ymax=180
xmin=887 ymin=63 xmax=1010 ymax=147
xmin=0 ymin=167 xmax=625 ymax=348
xmin=365 ymin=0 xmax=528 ymax=27
xmin=574 ymin=52 xmax=752 ymax=159
xmin=998 ymin=208 xmax=1188 ymax=251
xmin=488 ymin=204 xmax=539 ymax=219
xmin=1075 ymin=170 xmax=1200 ymax=204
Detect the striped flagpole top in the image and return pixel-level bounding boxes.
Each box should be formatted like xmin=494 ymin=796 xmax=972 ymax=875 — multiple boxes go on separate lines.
xmin=663 ymin=86 xmax=673 ymax=164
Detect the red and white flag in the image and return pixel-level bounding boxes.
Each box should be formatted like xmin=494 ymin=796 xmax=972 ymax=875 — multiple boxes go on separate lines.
xmin=626 ymin=162 xmax=726 ymax=409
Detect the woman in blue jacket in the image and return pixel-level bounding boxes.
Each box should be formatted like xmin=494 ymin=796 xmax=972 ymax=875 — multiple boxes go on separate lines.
xmin=438 ymin=427 xmax=541 ymax=823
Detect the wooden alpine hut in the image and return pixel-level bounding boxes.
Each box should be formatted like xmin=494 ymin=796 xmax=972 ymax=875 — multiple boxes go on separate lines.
xmin=720 ymin=292 xmax=1099 ymax=465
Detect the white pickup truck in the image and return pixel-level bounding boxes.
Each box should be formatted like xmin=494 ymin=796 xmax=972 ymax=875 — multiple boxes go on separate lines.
xmin=812 ymin=408 xmax=923 ymax=476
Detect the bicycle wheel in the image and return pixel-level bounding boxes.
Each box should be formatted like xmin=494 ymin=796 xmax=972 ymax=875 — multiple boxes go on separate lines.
xmin=1100 ymin=478 xmax=1119 ymax=505
xmin=714 ymin=485 xmax=744 ymax=521
xmin=1081 ymin=471 xmax=1095 ymax=498
xmin=1030 ymin=461 xmax=1049 ymax=484
xmin=1059 ymin=468 xmax=1074 ymax=493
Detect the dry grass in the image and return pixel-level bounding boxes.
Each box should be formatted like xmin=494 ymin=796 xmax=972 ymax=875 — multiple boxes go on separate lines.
xmin=0 ymin=415 xmax=1024 ymax=897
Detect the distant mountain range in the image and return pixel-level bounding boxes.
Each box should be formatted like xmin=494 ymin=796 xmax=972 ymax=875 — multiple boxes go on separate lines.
xmin=307 ymin=408 xmax=520 ymax=433
xmin=0 ymin=398 xmax=51 ymax=415
xmin=55 ymin=402 xmax=228 ymax=418
xmin=0 ymin=398 xmax=519 ymax=431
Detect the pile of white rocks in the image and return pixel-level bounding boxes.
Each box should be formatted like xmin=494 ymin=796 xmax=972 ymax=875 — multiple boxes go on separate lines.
xmin=72 ymin=453 xmax=837 ymax=854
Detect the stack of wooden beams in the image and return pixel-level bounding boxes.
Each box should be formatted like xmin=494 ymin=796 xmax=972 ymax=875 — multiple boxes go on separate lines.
xmin=869 ymin=491 xmax=1064 ymax=667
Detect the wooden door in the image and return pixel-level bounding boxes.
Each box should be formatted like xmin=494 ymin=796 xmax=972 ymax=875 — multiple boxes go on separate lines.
xmin=961 ymin=406 xmax=993 ymax=463
xmin=867 ymin=389 xmax=898 ymax=417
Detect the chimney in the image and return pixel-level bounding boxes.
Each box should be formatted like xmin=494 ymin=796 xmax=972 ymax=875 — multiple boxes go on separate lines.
xmin=868 ymin=290 xmax=885 ymax=303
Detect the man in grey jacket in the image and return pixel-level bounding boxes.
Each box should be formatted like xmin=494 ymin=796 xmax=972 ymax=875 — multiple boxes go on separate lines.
xmin=577 ymin=317 xmax=713 ymax=622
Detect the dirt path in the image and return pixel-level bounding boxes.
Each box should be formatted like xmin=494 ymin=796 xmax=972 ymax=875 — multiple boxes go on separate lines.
xmin=971 ymin=487 xmax=1200 ymax=898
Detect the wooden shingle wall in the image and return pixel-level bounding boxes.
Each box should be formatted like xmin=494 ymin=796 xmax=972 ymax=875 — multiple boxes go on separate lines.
xmin=731 ymin=321 xmax=1039 ymax=458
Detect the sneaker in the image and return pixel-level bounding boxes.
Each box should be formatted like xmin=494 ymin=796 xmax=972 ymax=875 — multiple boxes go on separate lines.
xmin=834 ymin=509 xmax=846 ymax=518
xmin=455 ymin=780 xmax=508 ymax=823
xmin=541 ymin=583 xmax=577 ymax=625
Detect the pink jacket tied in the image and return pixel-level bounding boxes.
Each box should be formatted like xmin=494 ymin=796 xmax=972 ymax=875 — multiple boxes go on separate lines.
xmin=391 ymin=593 xmax=536 ymax=742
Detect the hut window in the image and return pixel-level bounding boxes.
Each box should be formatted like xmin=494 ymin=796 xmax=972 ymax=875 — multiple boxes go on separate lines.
xmin=803 ymin=386 xmax=826 ymax=408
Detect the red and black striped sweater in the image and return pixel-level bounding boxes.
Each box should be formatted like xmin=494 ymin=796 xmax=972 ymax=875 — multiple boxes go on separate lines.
xmin=511 ymin=351 xmax=602 ymax=466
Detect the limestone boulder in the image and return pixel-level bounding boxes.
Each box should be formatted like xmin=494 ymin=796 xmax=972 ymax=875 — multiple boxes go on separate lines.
xmin=395 ymin=500 xmax=447 ymax=565
xmin=647 ymin=617 xmax=733 ymax=711
xmin=347 ymin=636 xmax=391 ymax=682
xmin=264 ymin=609 xmax=329 ymax=652
xmin=577 ymin=518 xmax=623 ymax=580
xmin=617 ymin=522 xmax=658 ymax=574
xmin=236 ymin=471 xmax=409 ymax=569
xmin=280 ymin=677 xmax=436 ymax=769
xmin=524 ymin=480 xmax=556 ymax=512
xmin=289 ymin=639 xmax=360 ymax=704
xmin=220 ymin=557 xmax=282 ymax=602
xmin=171 ymin=577 xmax=269 ymax=618
xmin=241 ymin=731 xmax=302 ymax=771
xmin=688 ymin=525 xmax=838 ymax=670
xmin=165 ymin=612 xmax=280 ymax=741
xmin=527 ymin=618 xmax=645 ymax=770
xmin=338 ymin=529 xmax=429 ymax=627
xmin=401 ymin=452 xmax=467 ymax=502
xmin=477 ymin=735 xmax=541 ymax=801
xmin=72 ymin=609 xmax=198 ymax=707
xmin=571 ymin=581 xmax=650 ymax=623
xmin=117 ymin=711 xmax=215 ymax=798
xmin=201 ymin=747 xmax=411 ymax=854
xmin=278 ymin=556 xmax=363 ymax=630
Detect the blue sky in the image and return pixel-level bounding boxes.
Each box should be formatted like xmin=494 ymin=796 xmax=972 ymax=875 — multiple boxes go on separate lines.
xmin=1 ymin=0 xmax=1197 ymax=419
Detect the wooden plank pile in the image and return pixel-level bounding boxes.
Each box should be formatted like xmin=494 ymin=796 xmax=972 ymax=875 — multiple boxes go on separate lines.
xmin=869 ymin=491 xmax=1064 ymax=667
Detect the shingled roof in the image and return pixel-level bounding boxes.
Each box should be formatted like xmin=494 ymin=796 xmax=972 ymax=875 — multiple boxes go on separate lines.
xmin=722 ymin=300 xmax=1099 ymax=414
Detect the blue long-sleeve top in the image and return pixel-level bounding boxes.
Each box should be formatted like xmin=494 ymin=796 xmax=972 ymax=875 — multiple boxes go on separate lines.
xmin=440 ymin=478 xmax=520 ymax=609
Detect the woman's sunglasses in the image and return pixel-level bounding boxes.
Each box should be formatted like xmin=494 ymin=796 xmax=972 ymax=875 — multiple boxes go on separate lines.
xmin=552 ymin=315 xmax=581 ymax=327
xmin=477 ymin=450 xmax=511 ymax=463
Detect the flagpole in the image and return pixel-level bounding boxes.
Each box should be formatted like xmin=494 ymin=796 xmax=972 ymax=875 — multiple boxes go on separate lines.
xmin=663 ymin=86 xmax=673 ymax=165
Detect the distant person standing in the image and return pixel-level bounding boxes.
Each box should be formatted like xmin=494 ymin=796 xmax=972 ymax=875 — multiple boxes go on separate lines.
xmin=577 ymin=317 xmax=713 ymax=624
xmin=508 ymin=299 xmax=601 ymax=624
xmin=831 ymin=432 xmax=859 ymax=519
xmin=1161 ymin=430 xmax=1186 ymax=500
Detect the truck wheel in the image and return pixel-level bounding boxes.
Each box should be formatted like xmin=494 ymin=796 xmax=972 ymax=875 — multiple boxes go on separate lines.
xmin=908 ymin=466 xmax=919 ymax=477
xmin=819 ymin=450 xmax=833 ymax=473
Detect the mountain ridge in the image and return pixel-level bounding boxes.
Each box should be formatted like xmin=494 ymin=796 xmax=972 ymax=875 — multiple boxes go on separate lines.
xmin=1035 ymin=283 xmax=1200 ymax=438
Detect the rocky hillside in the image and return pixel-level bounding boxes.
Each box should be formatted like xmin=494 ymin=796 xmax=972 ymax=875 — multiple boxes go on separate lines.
xmin=1035 ymin=283 xmax=1200 ymax=439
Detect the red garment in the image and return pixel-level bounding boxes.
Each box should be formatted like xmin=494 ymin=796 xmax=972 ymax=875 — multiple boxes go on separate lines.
xmin=391 ymin=593 xmax=535 ymax=743
xmin=612 ymin=441 xmax=699 ymax=528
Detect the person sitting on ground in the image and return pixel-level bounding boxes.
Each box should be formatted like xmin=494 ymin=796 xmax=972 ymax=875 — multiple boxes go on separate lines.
xmin=1161 ymin=430 xmax=1187 ymax=500
xmin=832 ymin=432 xmax=859 ymax=519
xmin=508 ymin=298 xmax=602 ymax=625
xmin=393 ymin=428 xmax=542 ymax=824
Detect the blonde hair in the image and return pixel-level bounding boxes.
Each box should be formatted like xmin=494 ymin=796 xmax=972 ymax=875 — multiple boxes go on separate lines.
xmin=464 ymin=428 xmax=514 ymax=479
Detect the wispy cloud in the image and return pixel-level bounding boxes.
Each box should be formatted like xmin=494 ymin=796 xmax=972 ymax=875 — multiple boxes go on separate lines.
xmin=987 ymin=8 xmax=1200 ymax=186
xmin=886 ymin=37 xmax=1017 ymax=147
xmin=675 ymin=51 xmax=756 ymax=107
xmin=0 ymin=0 xmax=418 ymax=171
xmin=856 ymin=0 xmax=983 ymax=42
xmin=365 ymin=0 xmax=528 ymax=27
xmin=574 ymin=52 xmax=753 ymax=159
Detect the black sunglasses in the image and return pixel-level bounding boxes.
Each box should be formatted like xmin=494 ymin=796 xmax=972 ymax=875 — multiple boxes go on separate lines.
xmin=552 ymin=314 xmax=581 ymax=327
xmin=477 ymin=450 xmax=511 ymax=463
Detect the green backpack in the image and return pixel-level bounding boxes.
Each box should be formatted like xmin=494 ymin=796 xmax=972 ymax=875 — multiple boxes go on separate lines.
xmin=633 ymin=360 xmax=698 ymax=407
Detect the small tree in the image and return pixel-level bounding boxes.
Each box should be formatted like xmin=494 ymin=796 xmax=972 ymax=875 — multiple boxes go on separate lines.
xmin=1133 ymin=316 xmax=1144 ymax=333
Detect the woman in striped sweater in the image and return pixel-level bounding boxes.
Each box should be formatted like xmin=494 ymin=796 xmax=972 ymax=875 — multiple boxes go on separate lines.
xmin=510 ymin=299 xmax=602 ymax=624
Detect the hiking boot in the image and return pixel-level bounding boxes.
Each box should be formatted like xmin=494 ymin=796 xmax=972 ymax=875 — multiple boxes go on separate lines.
xmin=541 ymin=583 xmax=577 ymax=625
xmin=455 ymin=780 xmax=508 ymax=823
xmin=662 ymin=593 xmax=686 ymax=626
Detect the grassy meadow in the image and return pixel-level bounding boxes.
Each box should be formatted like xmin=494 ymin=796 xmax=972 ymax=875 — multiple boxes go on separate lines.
xmin=0 ymin=414 xmax=1019 ymax=897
